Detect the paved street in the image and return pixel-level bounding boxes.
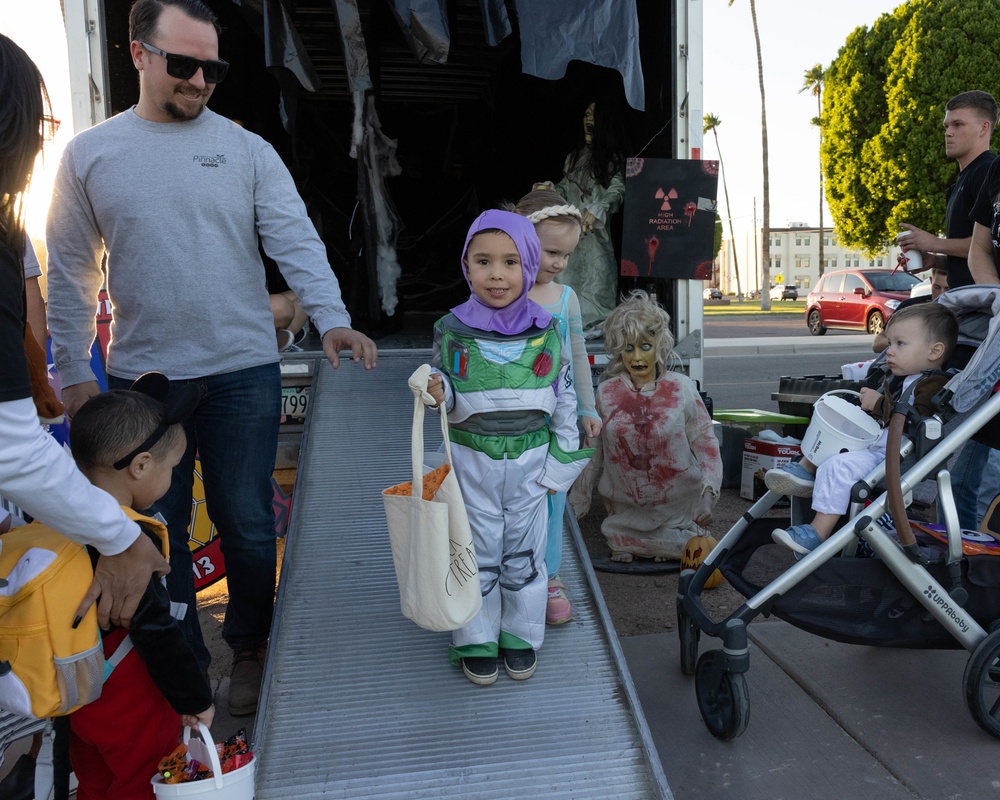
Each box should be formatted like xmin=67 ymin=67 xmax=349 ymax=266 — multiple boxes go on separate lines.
xmin=700 ymin=315 xmax=875 ymax=411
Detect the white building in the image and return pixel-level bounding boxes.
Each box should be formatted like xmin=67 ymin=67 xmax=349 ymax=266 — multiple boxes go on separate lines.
xmin=717 ymin=222 xmax=905 ymax=296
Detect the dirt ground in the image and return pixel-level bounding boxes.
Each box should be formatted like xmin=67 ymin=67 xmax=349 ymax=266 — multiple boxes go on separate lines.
xmin=574 ymin=486 xmax=786 ymax=636
xmin=196 ymin=487 xmax=780 ymax=682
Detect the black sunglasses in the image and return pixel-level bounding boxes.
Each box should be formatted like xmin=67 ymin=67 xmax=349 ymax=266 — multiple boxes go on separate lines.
xmin=140 ymin=42 xmax=229 ymax=84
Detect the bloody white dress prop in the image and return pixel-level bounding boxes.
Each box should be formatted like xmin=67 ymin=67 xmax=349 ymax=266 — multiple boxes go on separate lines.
xmin=572 ymin=372 xmax=722 ymax=560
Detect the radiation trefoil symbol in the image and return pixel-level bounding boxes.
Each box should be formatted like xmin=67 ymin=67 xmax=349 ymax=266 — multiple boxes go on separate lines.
xmin=655 ymin=186 xmax=679 ymax=211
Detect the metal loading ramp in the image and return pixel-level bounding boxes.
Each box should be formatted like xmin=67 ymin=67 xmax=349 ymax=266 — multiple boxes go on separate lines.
xmin=253 ymin=353 xmax=673 ymax=799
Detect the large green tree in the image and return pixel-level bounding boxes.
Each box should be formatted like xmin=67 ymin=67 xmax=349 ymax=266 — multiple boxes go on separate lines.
xmin=823 ymin=0 xmax=1000 ymax=254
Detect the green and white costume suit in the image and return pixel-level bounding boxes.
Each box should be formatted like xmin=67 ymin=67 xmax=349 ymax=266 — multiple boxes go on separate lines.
xmin=432 ymin=314 xmax=593 ymax=662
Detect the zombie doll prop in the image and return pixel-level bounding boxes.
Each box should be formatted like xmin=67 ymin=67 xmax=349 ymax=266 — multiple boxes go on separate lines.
xmin=570 ymin=291 xmax=722 ymax=562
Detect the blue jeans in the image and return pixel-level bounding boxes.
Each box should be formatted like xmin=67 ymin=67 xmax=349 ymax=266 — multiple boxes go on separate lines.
xmin=978 ymin=448 xmax=1000 ymax=524
xmin=946 ymin=438 xmax=991 ymax=531
xmin=109 ymin=363 xmax=281 ymax=669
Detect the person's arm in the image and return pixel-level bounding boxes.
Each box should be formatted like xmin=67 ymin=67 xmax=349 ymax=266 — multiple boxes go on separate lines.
xmin=563 ymin=289 xmax=601 ymax=436
xmin=539 ymin=332 xmax=594 ymax=493
xmin=251 ymin=142 xmax=378 ymax=367
xmin=968 ymin=221 xmax=1000 ymax=284
xmin=24 ymin=277 xmax=46 ymax=351
xmin=897 ymin=223 xmax=971 ymax=259
xmin=0 ymin=396 xmax=168 ymax=627
xmin=127 ymin=561 xmax=213 ymax=716
xmin=45 ymin=144 xmax=107 ymax=391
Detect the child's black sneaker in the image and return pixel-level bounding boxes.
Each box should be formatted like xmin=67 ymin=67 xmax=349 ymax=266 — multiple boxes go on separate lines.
xmin=502 ymin=648 xmax=537 ymax=680
xmin=462 ymin=657 xmax=498 ymax=686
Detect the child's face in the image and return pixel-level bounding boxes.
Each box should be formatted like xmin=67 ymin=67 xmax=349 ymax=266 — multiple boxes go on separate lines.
xmin=535 ymin=219 xmax=581 ymax=285
xmin=623 ymin=334 xmax=658 ymax=388
xmin=465 ymin=231 xmax=524 ymax=308
xmin=884 ymin=317 xmax=943 ymax=377
xmin=133 ymin=432 xmax=186 ymax=511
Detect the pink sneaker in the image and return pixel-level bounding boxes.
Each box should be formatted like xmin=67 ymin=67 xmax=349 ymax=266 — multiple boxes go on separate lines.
xmin=546 ymin=577 xmax=573 ymax=624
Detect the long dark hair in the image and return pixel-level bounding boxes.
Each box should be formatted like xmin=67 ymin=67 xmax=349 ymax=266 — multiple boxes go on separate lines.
xmin=0 ymin=34 xmax=49 ymax=259
xmin=567 ymin=96 xmax=629 ymax=188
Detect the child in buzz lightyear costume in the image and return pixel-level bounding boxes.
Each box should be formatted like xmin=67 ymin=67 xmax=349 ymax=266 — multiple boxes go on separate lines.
xmin=421 ymin=210 xmax=594 ymax=687
xmin=570 ymin=290 xmax=722 ymax=562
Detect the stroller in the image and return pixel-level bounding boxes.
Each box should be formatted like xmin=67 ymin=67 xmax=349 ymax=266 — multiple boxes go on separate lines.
xmin=678 ymin=285 xmax=1000 ymax=740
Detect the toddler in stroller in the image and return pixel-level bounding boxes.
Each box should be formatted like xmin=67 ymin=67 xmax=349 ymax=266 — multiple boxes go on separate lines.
xmin=765 ymin=302 xmax=958 ymax=553
xmin=677 ymin=285 xmax=1000 ymax=741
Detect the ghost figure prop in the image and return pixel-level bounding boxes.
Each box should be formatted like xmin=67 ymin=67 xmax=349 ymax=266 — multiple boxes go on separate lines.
xmin=539 ymin=99 xmax=628 ymax=334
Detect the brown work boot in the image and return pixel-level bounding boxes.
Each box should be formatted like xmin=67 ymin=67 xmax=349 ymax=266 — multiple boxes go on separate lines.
xmin=228 ymin=644 xmax=267 ymax=716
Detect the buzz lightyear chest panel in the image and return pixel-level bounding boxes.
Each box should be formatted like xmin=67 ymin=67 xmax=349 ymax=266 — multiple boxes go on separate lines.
xmin=440 ymin=325 xmax=562 ymax=393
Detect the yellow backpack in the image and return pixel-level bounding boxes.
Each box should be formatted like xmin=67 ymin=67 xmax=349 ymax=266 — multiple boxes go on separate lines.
xmin=0 ymin=509 xmax=168 ymax=719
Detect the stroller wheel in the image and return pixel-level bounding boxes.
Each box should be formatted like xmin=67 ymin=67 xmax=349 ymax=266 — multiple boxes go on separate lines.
xmin=964 ymin=628 xmax=1000 ymax=738
xmin=678 ymin=605 xmax=700 ymax=675
xmin=695 ymin=649 xmax=750 ymax=739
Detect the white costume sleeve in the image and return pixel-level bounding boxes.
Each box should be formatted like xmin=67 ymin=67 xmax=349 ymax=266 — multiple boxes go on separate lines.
xmin=0 ymin=397 xmax=140 ymax=554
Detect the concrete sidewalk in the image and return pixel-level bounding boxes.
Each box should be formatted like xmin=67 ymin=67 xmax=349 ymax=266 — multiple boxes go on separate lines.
xmin=705 ymin=334 xmax=873 ymax=356
xmin=623 ymin=621 xmax=994 ymax=800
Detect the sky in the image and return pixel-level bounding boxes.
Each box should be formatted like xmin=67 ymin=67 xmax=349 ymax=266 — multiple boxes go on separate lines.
xmin=702 ymin=0 xmax=904 ymax=247
xmin=0 ymin=0 xmax=72 ymax=238
xmin=4 ymin=0 xmax=910 ymax=245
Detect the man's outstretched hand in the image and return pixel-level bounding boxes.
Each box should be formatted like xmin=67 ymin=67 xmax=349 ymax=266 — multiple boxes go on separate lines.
xmin=322 ymin=327 xmax=378 ymax=370
xmin=75 ymin=532 xmax=169 ymax=629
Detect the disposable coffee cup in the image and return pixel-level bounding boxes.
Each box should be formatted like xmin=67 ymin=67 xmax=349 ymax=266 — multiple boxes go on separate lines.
xmin=896 ymin=231 xmax=923 ymax=272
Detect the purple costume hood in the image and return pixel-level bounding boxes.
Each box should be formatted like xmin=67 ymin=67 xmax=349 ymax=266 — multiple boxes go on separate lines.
xmin=450 ymin=209 xmax=552 ymax=335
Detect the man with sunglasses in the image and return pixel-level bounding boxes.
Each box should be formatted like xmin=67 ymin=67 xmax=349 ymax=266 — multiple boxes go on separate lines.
xmin=46 ymin=0 xmax=378 ymax=717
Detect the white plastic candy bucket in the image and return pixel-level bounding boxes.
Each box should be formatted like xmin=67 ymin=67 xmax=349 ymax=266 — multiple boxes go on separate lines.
xmin=800 ymin=390 xmax=881 ymax=465
xmin=152 ymin=723 xmax=255 ymax=799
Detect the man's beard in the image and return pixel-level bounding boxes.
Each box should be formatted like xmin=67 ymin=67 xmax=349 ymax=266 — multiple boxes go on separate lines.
xmin=165 ymin=99 xmax=204 ymax=121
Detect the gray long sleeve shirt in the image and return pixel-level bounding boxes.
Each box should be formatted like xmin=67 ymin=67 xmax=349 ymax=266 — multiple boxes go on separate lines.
xmin=47 ymin=108 xmax=351 ymax=385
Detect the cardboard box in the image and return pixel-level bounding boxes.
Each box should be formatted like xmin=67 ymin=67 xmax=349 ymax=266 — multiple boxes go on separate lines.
xmin=741 ymin=438 xmax=802 ymax=501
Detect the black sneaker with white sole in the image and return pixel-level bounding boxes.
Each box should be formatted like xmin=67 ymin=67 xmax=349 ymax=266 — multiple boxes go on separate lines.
xmin=502 ymin=648 xmax=537 ymax=680
xmin=462 ymin=656 xmax=498 ymax=686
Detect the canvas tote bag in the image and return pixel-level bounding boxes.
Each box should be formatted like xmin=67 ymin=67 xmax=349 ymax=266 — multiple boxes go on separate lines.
xmin=382 ymin=366 xmax=481 ymax=631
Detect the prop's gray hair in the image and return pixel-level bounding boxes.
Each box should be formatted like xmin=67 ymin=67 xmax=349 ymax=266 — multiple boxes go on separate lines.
xmin=525 ymin=204 xmax=583 ymax=224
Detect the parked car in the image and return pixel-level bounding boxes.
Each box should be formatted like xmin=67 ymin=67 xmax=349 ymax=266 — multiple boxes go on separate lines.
xmin=769 ymin=284 xmax=798 ymax=301
xmin=703 ymin=287 xmax=723 ymax=300
xmin=804 ymin=268 xmax=920 ymax=335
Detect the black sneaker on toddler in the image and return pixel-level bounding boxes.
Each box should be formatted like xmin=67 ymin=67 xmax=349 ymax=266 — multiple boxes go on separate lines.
xmin=764 ymin=460 xmax=815 ymax=497
xmin=462 ymin=657 xmax=498 ymax=686
xmin=502 ymin=648 xmax=537 ymax=681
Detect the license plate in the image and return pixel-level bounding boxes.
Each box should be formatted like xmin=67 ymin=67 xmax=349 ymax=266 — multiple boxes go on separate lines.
xmin=281 ymin=386 xmax=310 ymax=418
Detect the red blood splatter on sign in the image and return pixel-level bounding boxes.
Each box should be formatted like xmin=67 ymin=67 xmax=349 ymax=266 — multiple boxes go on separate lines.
xmin=533 ymin=350 xmax=553 ymax=377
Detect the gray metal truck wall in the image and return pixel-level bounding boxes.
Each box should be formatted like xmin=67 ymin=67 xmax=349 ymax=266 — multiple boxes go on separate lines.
xmin=253 ymin=354 xmax=672 ymax=798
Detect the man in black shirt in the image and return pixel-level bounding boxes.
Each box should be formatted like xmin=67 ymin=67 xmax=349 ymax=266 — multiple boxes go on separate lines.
xmin=898 ymin=91 xmax=997 ymax=532
xmin=899 ymin=90 xmax=997 ymax=289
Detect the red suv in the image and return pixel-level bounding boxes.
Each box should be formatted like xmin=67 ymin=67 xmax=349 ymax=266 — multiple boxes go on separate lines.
xmin=805 ymin=268 xmax=919 ymax=335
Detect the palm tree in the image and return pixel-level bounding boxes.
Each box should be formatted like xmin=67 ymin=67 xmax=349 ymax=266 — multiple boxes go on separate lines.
xmin=801 ymin=64 xmax=825 ymax=277
xmin=704 ymin=114 xmax=743 ymax=299
xmin=729 ymin=0 xmax=770 ymax=310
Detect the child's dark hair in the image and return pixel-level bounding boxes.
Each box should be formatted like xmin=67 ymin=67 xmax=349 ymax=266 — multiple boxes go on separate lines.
xmin=70 ymin=390 xmax=185 ymax=472
xmin=885 ymin=302 xmax=959 ymax=361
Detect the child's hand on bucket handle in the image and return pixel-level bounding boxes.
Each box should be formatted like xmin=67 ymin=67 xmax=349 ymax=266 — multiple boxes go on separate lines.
xmin=182 ymin=704 xmax=215 ymax=731
xmin=859 ymin=386 xmax=880 ymax=412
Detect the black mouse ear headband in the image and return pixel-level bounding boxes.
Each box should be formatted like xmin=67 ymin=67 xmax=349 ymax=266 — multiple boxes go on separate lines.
xmin=112 ymin=372 xmax=200 ymax=469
